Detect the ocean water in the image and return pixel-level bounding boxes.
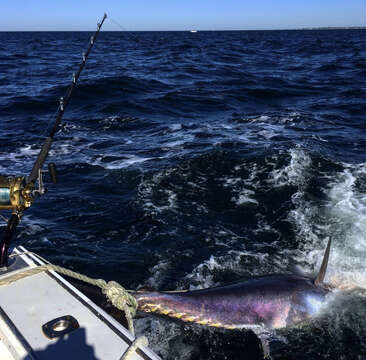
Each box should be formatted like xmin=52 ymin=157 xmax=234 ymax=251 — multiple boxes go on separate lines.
xmin=1 ymin=29 xmax=366 ymax=359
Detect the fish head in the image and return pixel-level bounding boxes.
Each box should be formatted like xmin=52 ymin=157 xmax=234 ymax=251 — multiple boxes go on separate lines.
xmin=286 ymin=286 xmax=329 ymax=326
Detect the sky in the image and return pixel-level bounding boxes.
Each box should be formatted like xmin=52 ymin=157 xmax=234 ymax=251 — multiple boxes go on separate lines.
xmin=0 ymin=0 xmax=365 ymax=31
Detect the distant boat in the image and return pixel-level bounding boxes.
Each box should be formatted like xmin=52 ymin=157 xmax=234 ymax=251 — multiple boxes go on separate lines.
xmin=190 ymin=30 xmax=197 ymax=33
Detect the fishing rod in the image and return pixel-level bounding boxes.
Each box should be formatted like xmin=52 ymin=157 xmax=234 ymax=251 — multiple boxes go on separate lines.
xmin=0 ymin=13 xmax=107 ymax=269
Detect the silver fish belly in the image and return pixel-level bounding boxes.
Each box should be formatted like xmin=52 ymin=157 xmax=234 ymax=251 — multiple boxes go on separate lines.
xmin=135 ymin=274 xmax=328 ymax=330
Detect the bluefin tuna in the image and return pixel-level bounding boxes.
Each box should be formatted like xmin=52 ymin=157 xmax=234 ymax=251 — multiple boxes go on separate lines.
xmin=134 ymin=238 xmax=332 ymax=330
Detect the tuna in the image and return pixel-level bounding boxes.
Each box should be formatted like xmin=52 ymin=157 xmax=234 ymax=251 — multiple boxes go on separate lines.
xmin=134 ymin=238 xmax=332 ymax=330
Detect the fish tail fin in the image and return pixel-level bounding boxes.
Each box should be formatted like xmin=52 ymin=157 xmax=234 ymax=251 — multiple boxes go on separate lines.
xmin=314 ymin=237 xmax=332 ymax=286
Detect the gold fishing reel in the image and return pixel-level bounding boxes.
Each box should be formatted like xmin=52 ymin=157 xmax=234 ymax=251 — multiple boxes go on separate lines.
xmin=0 ymin=176 xmax=35 ymax=214
xmin=0 ymin=163 xmax=56 ymax=216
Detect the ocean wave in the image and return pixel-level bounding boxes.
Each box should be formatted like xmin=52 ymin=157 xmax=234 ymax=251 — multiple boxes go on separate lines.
xmin=1 ymin=29 xmax=366 ymax=360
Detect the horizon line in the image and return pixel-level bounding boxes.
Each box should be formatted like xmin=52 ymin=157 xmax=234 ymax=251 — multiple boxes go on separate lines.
xmin=1 ymin=26 xmax=366 ymax=32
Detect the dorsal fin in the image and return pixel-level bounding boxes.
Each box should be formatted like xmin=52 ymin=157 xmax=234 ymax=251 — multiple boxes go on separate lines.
xmin=314 ymin=237 xmax=332 ymax=286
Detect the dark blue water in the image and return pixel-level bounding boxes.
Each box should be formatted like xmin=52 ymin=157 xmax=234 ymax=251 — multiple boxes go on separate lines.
xmin=1 ymin=29 xmax=366 ymax=359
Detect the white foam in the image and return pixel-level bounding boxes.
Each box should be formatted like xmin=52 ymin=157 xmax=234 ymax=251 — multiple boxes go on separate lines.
xmin=249 ymin=115 xmax=270 ymax=122
xmin=222 ymin=162 xmax=263 ymax=206
xmin=233 ymin=189 xmax=258 ymax=205
xmin=162 ymin=132 xmax=194 ymax=149
xmin=96 ymin=155 xmax=153 ymax=169
xmin=17 ymin=145 xmax=40 ymax=157
xmin=146 ymin=260 xmax=172 ymax=288
xmin=221 ymin=175 xmax=259 ymax=205
xmin=269 ymin=147 xmax=312 ymax=187
xmin=184 ymin=249 xmax=270 ymax=290
xmin=135 ymin=318 xmax=194 ymax=360
xmin=169 ymin=123 xmax=182 ymax=131
xmin=182 ymin=150 xmax=366 ymax=293
xmin=324 ymin=164 xmax=366 ymax=288
xmin=288 ymin=160 xmax=366 ymax=289
xmin=138 ymin=169 xmax=179 ymax=214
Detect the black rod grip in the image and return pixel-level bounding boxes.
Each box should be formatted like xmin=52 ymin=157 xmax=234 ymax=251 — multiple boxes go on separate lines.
xmin=0 ymin=214 xmax=20 ymax=268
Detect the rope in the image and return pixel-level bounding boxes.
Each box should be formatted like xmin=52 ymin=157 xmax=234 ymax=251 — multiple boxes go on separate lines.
xmin=0 ymin=262 xmax=138 ymax=335
xmin=120 ymin=336 xmax=148 ymax=360
xmin=102 ymin=280 xmax=137 ymax=334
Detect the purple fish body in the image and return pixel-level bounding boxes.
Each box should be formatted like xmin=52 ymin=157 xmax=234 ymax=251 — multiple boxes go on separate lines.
xmin=135 ymin=274 xmax=329 ymax=329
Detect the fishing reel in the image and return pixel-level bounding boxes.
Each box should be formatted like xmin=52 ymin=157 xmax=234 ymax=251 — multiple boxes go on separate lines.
xmin=0 ymin=163 xmax=57 ymax=216
xmin=0 ymin=163 xmax=56 ymax=268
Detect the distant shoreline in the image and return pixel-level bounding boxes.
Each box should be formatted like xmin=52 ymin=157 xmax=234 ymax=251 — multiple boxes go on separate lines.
xmin=299 ymin=26 xmax=366 ymax=30
xmin=0 ymin=27 xmax=365 ymax=32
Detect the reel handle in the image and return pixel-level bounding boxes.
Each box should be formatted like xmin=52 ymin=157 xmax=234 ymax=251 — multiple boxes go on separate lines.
xmin=48 ymin=163 xmax=57 ymax=184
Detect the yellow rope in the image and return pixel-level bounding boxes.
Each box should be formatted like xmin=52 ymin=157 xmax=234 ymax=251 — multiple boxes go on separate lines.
xmin=0 ymin=262 xmax=138 ymax=335
xmin=102 ymin=280 xmax=137 ymax=333
xmin=120 ymin=336 xmax=149 ymax=360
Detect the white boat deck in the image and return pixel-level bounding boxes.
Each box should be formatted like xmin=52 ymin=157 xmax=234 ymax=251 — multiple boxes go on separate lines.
xmin=0 ymin=339 xmax=13 ymax=359
xmin=0 ymin=247 xmax=160 ymax=360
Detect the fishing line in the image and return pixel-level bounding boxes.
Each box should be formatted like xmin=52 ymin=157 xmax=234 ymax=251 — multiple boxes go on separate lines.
xmin=107 ymin=17 xmax=166 ymax=49
xmin=29 ymin=16 xmax=154 ymax=173
xmin=107 ymin=17 xmax=143 ymax=44
xmin=39 ymin=14 xmax=153 ymax=145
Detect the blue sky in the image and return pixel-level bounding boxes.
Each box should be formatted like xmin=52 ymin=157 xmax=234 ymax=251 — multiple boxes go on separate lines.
xmin=1 ymin=0 xmax=365 ymax=31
